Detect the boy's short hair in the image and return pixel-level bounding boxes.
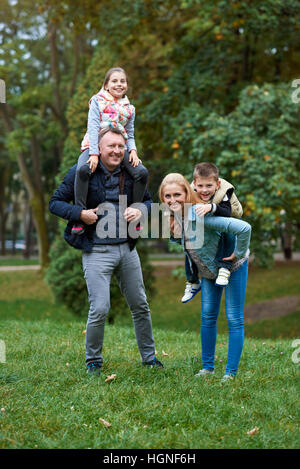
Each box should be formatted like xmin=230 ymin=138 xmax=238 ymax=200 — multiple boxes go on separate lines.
xmin=193 ymin=162 xmax=219 ymax=182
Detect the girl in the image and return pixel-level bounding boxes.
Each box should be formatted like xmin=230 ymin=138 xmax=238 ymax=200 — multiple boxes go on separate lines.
xmin=159 ymin=173 xmax=251 ymax=380
xmin=72 ymin=67 xmax=148 ymax=234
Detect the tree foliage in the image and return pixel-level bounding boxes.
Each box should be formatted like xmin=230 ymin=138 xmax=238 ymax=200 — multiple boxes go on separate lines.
xmin=1 ymin=0 xmax=300 ymax=290
xmin=187 ymin=83 xmax=300 ymax=264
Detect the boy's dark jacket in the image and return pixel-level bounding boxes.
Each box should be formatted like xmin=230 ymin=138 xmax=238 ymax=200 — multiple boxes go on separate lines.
xmin=49 ymin=163 xmax=152 ymax=252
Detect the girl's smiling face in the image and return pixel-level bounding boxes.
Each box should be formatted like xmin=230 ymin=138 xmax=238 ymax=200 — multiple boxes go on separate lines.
xmin=105 ymin=71 xmax=128 ymax=99
xmin=162 ymin=183 xmax=187 ymax=212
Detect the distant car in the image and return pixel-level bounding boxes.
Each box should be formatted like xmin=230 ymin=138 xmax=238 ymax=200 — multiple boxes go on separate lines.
xmin=4 ymin=240 xmax=26 ymax=251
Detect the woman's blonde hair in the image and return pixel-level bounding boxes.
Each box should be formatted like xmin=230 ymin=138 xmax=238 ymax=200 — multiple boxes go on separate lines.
xmin=159 ymin=173 xmax=200 ymax=205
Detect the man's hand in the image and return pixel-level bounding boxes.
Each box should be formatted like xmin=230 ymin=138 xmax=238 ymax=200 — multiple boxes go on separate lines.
xmin=80 ymin=208 xmax=98 ymax=225
xmin=195 ymin=204 xmax=212 ymax=217
xmin=123 ymin=207 xmax=142 ymax=222
xmin=87 ymin=155 xmax=99 ymax=173
xmin=129 ymin=149 xmax=141 ymax=168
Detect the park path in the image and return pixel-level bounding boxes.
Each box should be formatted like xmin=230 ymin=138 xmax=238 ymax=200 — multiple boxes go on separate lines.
xmin=0 ymin=265 xmax=41 ymax=271
xmin=0 ymin=252 xmax=299 ymax=271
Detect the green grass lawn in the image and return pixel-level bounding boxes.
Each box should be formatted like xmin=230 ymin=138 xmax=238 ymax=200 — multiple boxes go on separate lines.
xmin=133 ymin=261 xmax=300 ymax=340
xmin=0 ymin=257 xmax=39 ymax=266
xmin=0 ymin=263 xmax=299 ymax=449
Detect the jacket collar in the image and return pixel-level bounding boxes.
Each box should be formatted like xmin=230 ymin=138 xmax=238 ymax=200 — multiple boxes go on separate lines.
xmin=97 ymin=88 xmax=130 ymax=105
xmin=98 ymin=159 xmax=122 ymax=177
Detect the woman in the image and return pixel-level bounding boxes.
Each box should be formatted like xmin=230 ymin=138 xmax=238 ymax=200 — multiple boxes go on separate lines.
xmin=159 ymin=173 xmax=251 ymax=380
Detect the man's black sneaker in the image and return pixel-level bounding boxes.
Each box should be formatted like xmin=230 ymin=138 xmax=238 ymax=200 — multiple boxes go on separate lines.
xmin=86 ymin=362 xmax=101 ymax=375
xmin=143 ymin=357 xmax=164 ymax=368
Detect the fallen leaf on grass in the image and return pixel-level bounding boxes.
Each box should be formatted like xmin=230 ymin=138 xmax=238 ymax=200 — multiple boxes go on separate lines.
xmin=247 ymin=426 xmax=259 ymax=436
xmin=162 ymin=350 xmax=169 ymax=356
xmin=99 ymin=418 xmax=111 ymax=428
xmin=105 ymin=374 xmax=117 ymax=383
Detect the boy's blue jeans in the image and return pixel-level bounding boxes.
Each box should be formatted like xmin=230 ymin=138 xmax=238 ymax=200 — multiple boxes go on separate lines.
xmin=185 ymin=233 xmax=236 ymax=283
xmin=200 ymin=260 xmax=248 ymax=375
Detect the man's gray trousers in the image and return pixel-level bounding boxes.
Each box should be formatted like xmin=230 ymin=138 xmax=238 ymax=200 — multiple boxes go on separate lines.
xmin=82 ymin=243 xmax=156 ymax=365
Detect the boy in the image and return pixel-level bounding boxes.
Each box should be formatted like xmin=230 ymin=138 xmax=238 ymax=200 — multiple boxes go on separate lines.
xmin=181 ymin=162 xmax=243 ymax=303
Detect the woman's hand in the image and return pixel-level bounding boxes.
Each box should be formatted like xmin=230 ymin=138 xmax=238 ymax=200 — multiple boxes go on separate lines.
xmin=87 ymin=155 xmax=99 ymax=173
xmin=195 ymin=204 xmax=212 ymax=217
xmin=129 ymin=150 xmax=141 ymax=168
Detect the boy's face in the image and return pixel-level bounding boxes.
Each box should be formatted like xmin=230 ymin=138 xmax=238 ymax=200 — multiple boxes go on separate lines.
xmin=193 ymin=176 xmax=220 ymax=202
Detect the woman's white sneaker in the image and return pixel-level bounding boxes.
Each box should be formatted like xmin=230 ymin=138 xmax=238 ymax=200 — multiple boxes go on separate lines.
xmin=195 ymin=369 xmax=214 ymax=377
xmin=221 ymin=374 xmax=234 ymax=382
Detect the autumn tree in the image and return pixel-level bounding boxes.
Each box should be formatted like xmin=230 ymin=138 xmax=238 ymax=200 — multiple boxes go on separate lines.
xmin=0 ymin=0 xmax=100 ymax=267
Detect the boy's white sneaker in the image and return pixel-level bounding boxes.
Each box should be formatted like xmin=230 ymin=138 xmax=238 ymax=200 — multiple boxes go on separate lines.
xmin=215 ymin=268 xmax=231 ymax=286
xmin=181 ymin=281 xmax=201 ymax=303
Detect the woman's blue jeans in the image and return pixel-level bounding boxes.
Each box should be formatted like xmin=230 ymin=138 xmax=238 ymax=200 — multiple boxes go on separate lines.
xmin=200 ymin=260 xmax=248 ymax=376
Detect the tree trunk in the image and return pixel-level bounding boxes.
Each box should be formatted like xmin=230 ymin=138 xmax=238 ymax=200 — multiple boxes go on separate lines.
xmin=11 ymin=198 xmax=19 ymax=256
xmin=48 ymin=20 xmax=68 ymax=134
xmin=0 ymin=211 xmax=8 ymax=256
xmin=69 ymin=33 xmax=81 ymax=98
xmin=31 ymin=191 xmax=49 ymax=268
xmin=0 ymin=105 xmax=50 ymax=269
xmin=281 ymin=222 xmax=293 ymax=260
xmin=23 ymin=204 xmax=34 ymax=259
xmin=0 ymin=166 xmax=9 ymax=256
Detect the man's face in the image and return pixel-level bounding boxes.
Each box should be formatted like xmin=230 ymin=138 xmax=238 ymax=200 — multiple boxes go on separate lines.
xmin=99 ymin=131 xmax=125 ymax=172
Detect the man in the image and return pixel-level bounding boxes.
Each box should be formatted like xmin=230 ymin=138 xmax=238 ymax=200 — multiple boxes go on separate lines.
xmin=49 ymin=127 xmax=163 ymax=374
